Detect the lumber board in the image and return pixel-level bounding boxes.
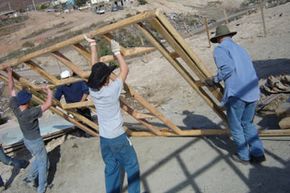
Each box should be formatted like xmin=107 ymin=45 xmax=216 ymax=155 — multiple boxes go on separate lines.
xmin=61 ymin=100 xmax=94 ymax=109
xmin=154 ymin=10 xmax=224 ymax=100
xmin=74 ymin=42 xmax=156 ymax=65
xmin=72 ymin=43 xmax=92 ymax=62
xmin=128 ymin=129 xmax=290 ymax=137
xmin=136 ymin=23 xmax=226 ymax=121
xmin=124 ymin=83 xmax=183 ymax=135
xmin=154 ymin=9 xmax=212 ymax=78
xmin=0 ymin=10 xmax=157 ymax=70
xmin=57 ymin=77 xmax=85 ymax=86
xmin=51 ymin=51 xmax=87 ymax=78
xmin=120 ymin=101 xmax=154 ymax=119
xmin=0 ymin=74 xmax=98 ymax=137
xmin=103 ymin=33 xmax=127 ymax=54
xmin=74 ymin=42 xmax=184 ymax=135
xmin=148 ymin=19 xmax=210 ymax=83
xmin=149 ymin=18 xmax=223 ymax=100
xmin=69 ymin=111 xmax=99 ymax=130
xmin=149 ymin=18 xmax=223 ymax=101
xmin=61 ymin=97 xmax=160 ymax=134
xmin=98 ymin=47 xmax=156 ymax=63
xmin=3 ymin=128 xmax=74 ymax=154
xmin=25 ymin=60 xmax=59 ymax=84
xmin=60 ymin=98 xmax=154 ymax=119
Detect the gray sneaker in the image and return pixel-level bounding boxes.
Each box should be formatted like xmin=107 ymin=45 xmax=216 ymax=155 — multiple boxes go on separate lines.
xmin=23 ymin=178 xmax=36 ymax=188
xmin=231 ymin=154 xmax=249 ymax=165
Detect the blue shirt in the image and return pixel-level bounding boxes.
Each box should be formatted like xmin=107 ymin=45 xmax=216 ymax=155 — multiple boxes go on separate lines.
xmin=89 ymin=78 xmax=125 ymax=139
xmin=54 ymin=81 xmax=89 ymax=103
xmin=213 ymin=38 xmax=260 ymax=106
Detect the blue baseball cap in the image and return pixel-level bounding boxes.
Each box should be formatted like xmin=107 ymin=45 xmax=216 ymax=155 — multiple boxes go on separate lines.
xmin=16 ymin=90 xmax=32 ymax=105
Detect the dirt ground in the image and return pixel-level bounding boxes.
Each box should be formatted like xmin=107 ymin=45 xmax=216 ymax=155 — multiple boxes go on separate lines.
xmin=0 ymin=1 xmax=290 ymax=193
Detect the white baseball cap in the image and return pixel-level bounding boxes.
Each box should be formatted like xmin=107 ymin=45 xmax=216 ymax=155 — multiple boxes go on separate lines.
xmin=60 ymin=70 xmax=71 ymax=79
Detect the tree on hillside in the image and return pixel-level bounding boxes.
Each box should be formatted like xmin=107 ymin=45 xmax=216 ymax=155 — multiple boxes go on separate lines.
xmin=75 ymin=0 xmax=87 ymax=7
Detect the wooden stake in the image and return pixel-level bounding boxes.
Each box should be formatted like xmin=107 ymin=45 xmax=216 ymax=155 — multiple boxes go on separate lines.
xmin=260 ymin=0 xmax=267 ymax=37
xmin=204 ymin=17 xmax=211 ymax=48
xmin=223 ymin=8 xmax=229 ymax=24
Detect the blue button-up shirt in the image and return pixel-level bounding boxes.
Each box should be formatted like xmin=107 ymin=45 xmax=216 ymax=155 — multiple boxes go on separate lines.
xmin=54 ymin=81 xmax=89 ymax=103
xmin=213 ymin=38 xmax=260 ymax=106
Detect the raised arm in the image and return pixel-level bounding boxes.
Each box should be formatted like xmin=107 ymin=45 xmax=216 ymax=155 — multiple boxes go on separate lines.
xmin=84 ymin=35 xmax=98 ymax=65
xmin=80 ymin=81 xmax=89 ymax=102
xmin=6 ymin=67 xmax=16 ymax=97
xmin=41 ymin=85 xmax=53 ymax=112
xmin=111 ymin=40 xmax=129 ymax=82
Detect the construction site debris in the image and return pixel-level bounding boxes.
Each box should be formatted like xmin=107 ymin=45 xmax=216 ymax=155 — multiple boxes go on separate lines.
xmin=261 ymin=75 xmax=290 ymax=94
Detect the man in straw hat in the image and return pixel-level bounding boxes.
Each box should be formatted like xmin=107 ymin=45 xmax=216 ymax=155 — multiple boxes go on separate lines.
xmin=4 ymin=66 xmax=52 ymax=193
xmin=84 ymin=35 xmax=140 ymax=193
xmin=206 ymin=25 xmax=266 ymax=165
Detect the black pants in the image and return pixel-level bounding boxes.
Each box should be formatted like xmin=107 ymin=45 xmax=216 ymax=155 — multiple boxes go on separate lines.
xmin=77 ymin=107 xmax=92 ymax=121
xmin=76 ymin=108 xmax=93 ymax=136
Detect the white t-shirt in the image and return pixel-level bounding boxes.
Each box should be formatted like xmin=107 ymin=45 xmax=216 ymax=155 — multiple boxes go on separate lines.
xmin=89 ymin=78 xmax=125 ymax=139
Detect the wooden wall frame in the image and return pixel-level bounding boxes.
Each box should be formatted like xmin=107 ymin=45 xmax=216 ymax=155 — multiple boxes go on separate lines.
xmin=1 ymin=9 xmax=289 ymax=138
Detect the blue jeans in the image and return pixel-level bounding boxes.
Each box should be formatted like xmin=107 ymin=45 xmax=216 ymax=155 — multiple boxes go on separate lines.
xmin=226 ymin=97 xmax=264 ymax=161
xmin=100 ymin=133 xmax=140 ymax=193
xmin=0 ymin=175 xmax=3 ymax=187
xmin=24 ymin=138 xmax=49 ymax=193
xmin=0 ymin=146 xmax=27 ymax=167
xmin=0 ymin=146 xmax=13 ymax=166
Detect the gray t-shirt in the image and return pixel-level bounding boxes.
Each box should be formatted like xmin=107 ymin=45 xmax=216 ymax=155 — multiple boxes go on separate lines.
xmin=9 ymin=97 xmax=43 ymax=140
xmin=89 ymin=78 xmax=125 ymax=139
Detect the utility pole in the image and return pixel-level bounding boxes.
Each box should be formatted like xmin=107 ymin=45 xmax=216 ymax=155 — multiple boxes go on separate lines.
xmin=204 ymin=17 xmax=211 ymax=48
xmin=223 ymin=8 xmax=229 ymax=24
xmin=259 ymin=0 xmax=267 ymax=37
xmin=32 ymin=0 xmax=37 ymax=11
xmin=8 ymin=2 xmax=12 ymax=10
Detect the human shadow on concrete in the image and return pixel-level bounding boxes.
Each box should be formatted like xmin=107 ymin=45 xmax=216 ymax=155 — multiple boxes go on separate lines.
xmin=253 ymin=58 xmax=290 ymax=79
xmin=4 ymin=165 xmax=21 ymax=188
xmin=181 ymin=110 xmax=223 ymax=130
xmin=182 ymin=110 xmax=236 ymax=154
xmin=256 ymin=113 xmax=280 ymax=129
xmin=247 ymin=161 xmax=290 ymax=193
xmin=124 ymin=110 xmax=224 ymax=132
xmin=3 ymin=147 xmax=31 ymax=189
xmin=47 ymin=145 xmax=61 ymax=186
xmin=5 ymin=144 xmax=61 ymax=189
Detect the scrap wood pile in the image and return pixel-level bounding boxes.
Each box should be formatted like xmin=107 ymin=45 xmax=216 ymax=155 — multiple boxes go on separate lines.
xmin=258 ymin=75 xmax=290 ymax=129
xmin=261 ymin=75 xmax=290 ymax=94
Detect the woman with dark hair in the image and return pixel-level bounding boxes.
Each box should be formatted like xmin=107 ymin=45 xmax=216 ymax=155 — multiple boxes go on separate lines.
xmin=84 ymin=35 xmax=140 ymax=193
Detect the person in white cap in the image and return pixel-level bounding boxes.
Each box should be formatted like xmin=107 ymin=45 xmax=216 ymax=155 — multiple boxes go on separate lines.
xmin=54 ymin=70 xmax=93 ymax=134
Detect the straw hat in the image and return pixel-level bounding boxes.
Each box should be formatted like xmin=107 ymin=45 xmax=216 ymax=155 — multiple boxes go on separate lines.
xmin=210 ymin=25 xmax=237 ymax=43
